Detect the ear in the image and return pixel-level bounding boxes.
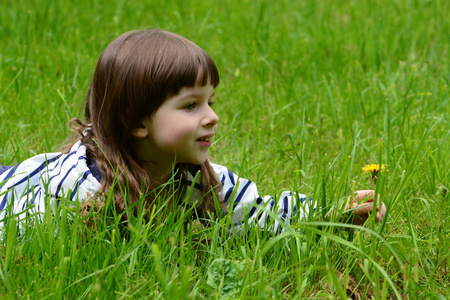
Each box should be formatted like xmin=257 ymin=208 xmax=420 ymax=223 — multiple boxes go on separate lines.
xmin=132 ymin=125 xmax=148 ymax=138
xmin=132 ymin=115 xmax=152 ymax=138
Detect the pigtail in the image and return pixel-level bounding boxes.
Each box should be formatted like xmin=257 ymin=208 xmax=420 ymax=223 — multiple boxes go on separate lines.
xmin=62 ymin=118 xmax=93 ymax=153
xmin=199 ymin=160 xmax=226 ymax=218
xmin=180 ymin=159 xmax=226 ymax=222
xmin=63 ymin=118 xmax=153 ymax=221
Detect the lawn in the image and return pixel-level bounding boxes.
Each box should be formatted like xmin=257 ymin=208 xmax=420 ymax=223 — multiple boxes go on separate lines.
xmin=0 ymin=0 xmax=449 ymax=298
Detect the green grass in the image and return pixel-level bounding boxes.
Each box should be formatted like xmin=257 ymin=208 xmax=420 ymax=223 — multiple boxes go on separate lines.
xmin=1 ymin=0 xmax=449 ymax=298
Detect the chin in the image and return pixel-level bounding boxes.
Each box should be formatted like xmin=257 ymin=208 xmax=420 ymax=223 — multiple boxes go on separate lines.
xmin=179 ymin=157 xmax=208 ymax=166
xmin=191 ymin=157 xmax=209 ymax=165
xmin=193 ymin=159 xmax=208 ymax=165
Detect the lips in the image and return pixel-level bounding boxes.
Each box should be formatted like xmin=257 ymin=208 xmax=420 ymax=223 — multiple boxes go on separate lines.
xmin=197 ymin=134 xmax=214 ymax=146
xmin=197 ymin=136 xmax=212 ymax=142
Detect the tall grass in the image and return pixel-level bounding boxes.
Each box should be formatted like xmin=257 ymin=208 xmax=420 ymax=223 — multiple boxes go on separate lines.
xmin=1 ymin=0 xmax=449 ymax=298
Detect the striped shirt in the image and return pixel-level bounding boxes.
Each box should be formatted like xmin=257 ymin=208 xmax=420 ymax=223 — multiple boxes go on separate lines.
xmin=0 ymin=141 xmax=314 ymax=234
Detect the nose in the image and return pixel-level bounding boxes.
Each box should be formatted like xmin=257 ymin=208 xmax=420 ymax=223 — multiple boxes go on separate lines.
xmin=203 ymin=106 xmax=219 ymax=127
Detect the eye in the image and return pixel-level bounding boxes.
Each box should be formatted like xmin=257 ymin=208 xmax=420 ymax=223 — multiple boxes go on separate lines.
xmin=208 ymin=100 xmax=214 ymax=107
xmin=184 ymin=102 xmax=196 ymax=111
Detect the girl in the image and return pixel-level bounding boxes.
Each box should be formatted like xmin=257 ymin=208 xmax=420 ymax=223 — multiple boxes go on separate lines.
xmin=0 ymin=29 xmax=385 ymax=235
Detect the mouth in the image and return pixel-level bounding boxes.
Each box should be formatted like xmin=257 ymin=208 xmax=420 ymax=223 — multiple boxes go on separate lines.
xmin=197 ymin=136 xmax=213 ymax=142
xmin=197 ymin=134 xmax=214 ymax=146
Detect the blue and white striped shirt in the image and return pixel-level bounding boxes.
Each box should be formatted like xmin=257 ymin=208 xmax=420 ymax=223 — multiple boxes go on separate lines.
xmin=0 ymin=141 xmax=314 ymax=234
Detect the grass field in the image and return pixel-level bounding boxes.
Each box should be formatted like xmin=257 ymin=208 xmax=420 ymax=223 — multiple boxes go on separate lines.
xmin=0 ymin=0 xmax=449 ymax=298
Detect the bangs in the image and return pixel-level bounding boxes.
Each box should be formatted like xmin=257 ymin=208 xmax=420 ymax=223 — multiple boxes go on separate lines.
xmin=193 ymin=51 xmax=220 ymax=88
xmin=163 ymin=36 xmax=220 ymax=95
xmin=119 ymin=30 xmax=220 ymax=98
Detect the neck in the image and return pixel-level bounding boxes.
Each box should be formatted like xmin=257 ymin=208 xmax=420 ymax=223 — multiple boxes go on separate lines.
xmin=131 ymin=135 xmax=176 ymax=182
xmin=140 ymin=160 xmax=174 ymax=183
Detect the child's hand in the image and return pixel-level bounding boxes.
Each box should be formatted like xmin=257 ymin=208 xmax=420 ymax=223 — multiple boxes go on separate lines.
xmin=345 ymin=190 xmax=386 ymax=225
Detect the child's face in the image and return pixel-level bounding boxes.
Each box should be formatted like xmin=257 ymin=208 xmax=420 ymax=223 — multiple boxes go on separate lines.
xmin=133 ymin=84 xmax=219 ymax=170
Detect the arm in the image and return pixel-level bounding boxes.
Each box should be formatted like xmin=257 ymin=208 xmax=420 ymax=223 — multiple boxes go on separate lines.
xmin=211 ymin=163 xmax=315 ymax=234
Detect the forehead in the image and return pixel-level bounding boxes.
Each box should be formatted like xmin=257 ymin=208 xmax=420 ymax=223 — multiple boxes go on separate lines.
xmin=168 ymin=85 xmax=215 ymax=102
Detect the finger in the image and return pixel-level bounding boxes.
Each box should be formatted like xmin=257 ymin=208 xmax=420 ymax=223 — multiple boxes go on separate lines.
xmin=350 ymin=190 xmax=375 ymax=203
xmin=354 ymin=203 xmax=374 ymax=215
xmin=379 ymin=204 xmax=387 ymax=219
xmin=355 ymin=190 xmax=375 ymax=200
xmin=376 ymin=211 xmax=384 ymax=222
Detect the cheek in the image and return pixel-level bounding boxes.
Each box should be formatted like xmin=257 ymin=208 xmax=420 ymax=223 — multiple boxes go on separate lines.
xmin=153 ymin=121 xmax=195 ymax=147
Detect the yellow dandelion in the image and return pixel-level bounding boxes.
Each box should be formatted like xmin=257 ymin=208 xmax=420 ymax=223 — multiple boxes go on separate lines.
xmin=362 ymin=164 xmax=386 ymax=174
xmin=362 ymin=164 xmax=386 ymax=183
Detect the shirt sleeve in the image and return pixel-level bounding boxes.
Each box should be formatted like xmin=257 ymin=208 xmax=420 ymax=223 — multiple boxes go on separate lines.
xmin=211 ymin=163 xmax=316 ymax=235
xmin=0 ymin=142 xmax=101 ymax=232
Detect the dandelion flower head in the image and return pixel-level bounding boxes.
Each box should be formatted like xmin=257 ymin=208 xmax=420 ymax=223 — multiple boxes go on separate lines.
xmin=362 ymin=164 xmax=386 ymax=174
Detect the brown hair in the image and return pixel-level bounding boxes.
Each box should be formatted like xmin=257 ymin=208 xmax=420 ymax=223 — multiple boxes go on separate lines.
xmin=65 ymin=29 xmax=223 ymax=221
